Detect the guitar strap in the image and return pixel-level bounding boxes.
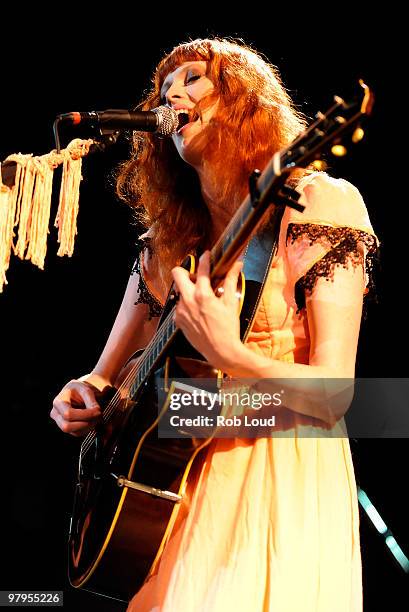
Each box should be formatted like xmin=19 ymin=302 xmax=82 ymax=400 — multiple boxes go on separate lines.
xmin=239 ymin=206 xmax=285 ymax=341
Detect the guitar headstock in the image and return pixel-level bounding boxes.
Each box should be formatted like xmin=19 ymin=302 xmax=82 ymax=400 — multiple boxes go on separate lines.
xmin=281 ymin=80 xmax=374 ymax=172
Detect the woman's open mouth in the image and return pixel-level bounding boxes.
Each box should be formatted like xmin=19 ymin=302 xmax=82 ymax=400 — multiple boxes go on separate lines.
xmin=176 ymin=109 xmax=200 ymax=134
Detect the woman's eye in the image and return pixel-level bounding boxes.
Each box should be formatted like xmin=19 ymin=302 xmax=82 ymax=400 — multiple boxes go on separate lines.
xmin=186 ymin=75 xmax=201 ymax=84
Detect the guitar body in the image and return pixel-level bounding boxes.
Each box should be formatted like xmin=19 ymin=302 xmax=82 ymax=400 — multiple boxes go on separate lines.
xmin=68 ymin=351 xmax=219 ymax=601
xmin=68 ymin=254 xmax=226 ymax=601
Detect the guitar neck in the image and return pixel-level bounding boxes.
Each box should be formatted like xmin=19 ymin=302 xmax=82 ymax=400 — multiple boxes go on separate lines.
xmin=209 ymin=172 xmax=287 ymax=284
xmin=129 ymin=308 xmax=177 ymax=399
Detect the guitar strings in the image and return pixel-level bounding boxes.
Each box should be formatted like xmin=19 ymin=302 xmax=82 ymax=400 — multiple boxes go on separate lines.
xmin=79 ymin=144 xmax=291 ymax=457
xmin=81 ymin=307 xmax=175 ymax=454
xmin=80 ymin=305 xmax=177 ymax=456
xmin=80 ymin=199 xmax=248 ymax=457
xmin=79 ymin=170 xmax=273 ymax=458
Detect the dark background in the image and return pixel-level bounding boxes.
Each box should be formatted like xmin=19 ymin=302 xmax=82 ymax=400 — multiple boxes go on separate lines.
xmin=1 ymin=11 xmax=407 ymax=611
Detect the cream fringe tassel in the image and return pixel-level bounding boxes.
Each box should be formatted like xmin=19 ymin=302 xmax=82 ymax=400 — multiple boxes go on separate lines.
xmin=0 ymin=138 xmax=93 ymax=292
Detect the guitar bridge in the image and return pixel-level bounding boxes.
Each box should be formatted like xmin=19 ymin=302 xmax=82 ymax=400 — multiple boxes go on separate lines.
xmin=112 ymin=474 xmax=183 ymax=503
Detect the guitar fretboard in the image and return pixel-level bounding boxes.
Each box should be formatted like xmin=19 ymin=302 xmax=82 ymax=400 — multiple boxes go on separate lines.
xmin=129 ymin=311 xmax=177 ymax=399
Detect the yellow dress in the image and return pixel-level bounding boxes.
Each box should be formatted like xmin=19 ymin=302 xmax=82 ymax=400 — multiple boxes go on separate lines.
xmin=127 ymin=173 xmax=378 ymax=612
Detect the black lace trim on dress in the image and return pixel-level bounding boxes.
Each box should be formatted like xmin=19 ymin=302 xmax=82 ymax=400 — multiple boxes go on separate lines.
xmin=286 ymin=223 xmax=379 ymax=313
xmin=131 ymin=236 xmax=163 ymax=320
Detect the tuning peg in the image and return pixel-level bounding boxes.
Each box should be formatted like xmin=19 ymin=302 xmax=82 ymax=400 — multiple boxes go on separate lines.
xmin=311 ymin=159 xmax=327 ymax=171
xmin=352 ymin=127 xmax=365 ymax=143
xmin=276 ymin=186 xmax=305 ymax=212
xmin=280 ymin=185 xmax=301 ymax=201
xmin=331 ymin=144 xmax=347 ymax=157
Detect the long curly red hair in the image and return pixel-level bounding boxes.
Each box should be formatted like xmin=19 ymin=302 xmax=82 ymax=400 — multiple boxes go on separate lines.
xmin=116 ymin=38 xmax=307 ymax=271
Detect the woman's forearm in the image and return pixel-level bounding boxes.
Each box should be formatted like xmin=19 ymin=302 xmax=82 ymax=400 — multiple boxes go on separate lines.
xmin=222 ymin=342 xmax=354 ymax=425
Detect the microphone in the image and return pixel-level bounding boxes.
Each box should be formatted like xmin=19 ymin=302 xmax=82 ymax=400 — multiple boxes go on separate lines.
xmin=56 ymin=105 xmax=180 ymax=137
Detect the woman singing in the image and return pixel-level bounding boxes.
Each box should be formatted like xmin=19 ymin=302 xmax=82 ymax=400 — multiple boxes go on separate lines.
xmin=51 ymin=38 xmax=378 ymax=611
